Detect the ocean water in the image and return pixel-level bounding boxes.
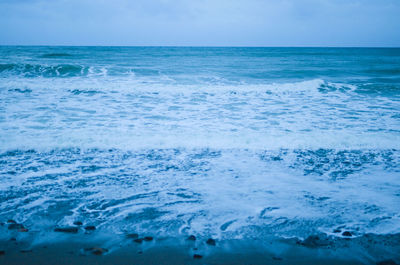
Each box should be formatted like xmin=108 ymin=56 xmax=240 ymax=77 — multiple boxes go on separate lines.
xmin=0 ymin=47 xmax=400 ymax=245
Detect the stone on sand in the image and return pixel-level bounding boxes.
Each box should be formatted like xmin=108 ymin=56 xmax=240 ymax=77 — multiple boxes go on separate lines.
xmin=91 ymin=247 xmax=108 ymax=256
xmin=8 ymin=223 xmax=25 ymax=230
xmin=187 ymin=235 xmax=196 ymax=241
xmin=342 ymin=231 xmax=352 ymax=237
xmin=54 ymin=227 xmax=78 ymax=233
xmin=299 ymin=235 xmax=331 ymax=247
xmin=206 ymin=238 xmax=216 ymax=246
xmin=84 ymin=225 xmax=96 ymax=231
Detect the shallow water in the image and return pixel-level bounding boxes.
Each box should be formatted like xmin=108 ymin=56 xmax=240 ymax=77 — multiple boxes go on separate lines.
xmin=0 ymin=47 xmax=400 ymax=244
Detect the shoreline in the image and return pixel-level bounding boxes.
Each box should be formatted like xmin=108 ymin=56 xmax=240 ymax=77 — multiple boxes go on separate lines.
xmin=1 ymin=230 xmax=399 ymax=265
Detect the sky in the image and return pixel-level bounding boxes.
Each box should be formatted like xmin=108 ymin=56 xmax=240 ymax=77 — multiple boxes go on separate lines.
xmin=0 ymin=0 xmax=399 ymax=47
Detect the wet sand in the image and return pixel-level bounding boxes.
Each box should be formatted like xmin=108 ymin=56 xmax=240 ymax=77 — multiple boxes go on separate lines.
xmin=1 ymin=230 xmax=399 ymax=265
xmin=0 ymin=241 xmax=360 ymax=265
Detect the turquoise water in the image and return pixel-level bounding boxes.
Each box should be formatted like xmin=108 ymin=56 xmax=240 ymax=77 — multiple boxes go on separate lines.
xmin=0 ymin=47 xmax=400 ymax=245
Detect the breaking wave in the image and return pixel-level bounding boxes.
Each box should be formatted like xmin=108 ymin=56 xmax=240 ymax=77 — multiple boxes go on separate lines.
xmin=0 ymin=63 xmax=89 ymax=78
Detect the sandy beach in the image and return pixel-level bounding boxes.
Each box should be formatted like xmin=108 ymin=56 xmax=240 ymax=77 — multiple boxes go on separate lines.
xmin=1 ymin=220 xmax=399 ymax=265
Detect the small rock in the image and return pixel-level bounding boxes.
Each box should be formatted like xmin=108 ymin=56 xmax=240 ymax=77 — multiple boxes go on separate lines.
xmin=20 ymin=249 xmax=32 ymax=253
xmin=7 ymin=219 xmax=16 ymax=224
xmin=193 ymin=254 xmax=203 ymax=259
xmin=84 ymin=225 xmax=96 ymax=231
xmin=54 ymin=227 xmax=78 ymax=233
xmin=126 ymin=233 xmax=139 ymax=239
xmin=0 ymin=250 xmax=5 ymax=255
xmin=342 ymin=231 xmax=352 ymax=237
xmin=377 ymin=260 xmax=397 ymax=265
xmin=138 ymin=251 xmax=143 ymax=254
xmin=19 ymin=228 xmax=29 ymax=232
xmin=206 ymin=238 xmax=216 ymax=246
xmin=8 ymin=223 xmax=24 ymax=230
xmin=299 ymin=235 xmax=330 ymax=247
xmin=10 ymin=237 xmax=16 ymax=241
xmin=134 ymin=238 xmax=143 ymax=244
xmin=272 ymin=256 xmax=283 ymax=261
xmin=73 ymin=221 xmax=83 ymax=226
xmin=333 ymin=229 xmax=341 ymax=233
xmin=187 ymin=235 xmax=196 ymax=241
xmin=144 ymin=236 xmax=153 ymax=241
xmin=91 ymin=247 xmax=108 ymax=256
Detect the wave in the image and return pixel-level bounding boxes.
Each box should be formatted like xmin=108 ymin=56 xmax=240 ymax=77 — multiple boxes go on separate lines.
xmin=1 ymin=77 xmax=398 ymax=151
xmin=0 ymin=63 xmax=167 ymax=79
xmin=0 ymin=63 xmax=89 ymax=77
xmin=0 ymin=75 xmax=354 ymax=94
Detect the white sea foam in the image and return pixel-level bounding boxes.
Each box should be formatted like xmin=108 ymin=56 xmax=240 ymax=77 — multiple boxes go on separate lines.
xmin=1 ymin=77 xmax=399 ymax=151
xmin=1 ymin=148 xmax=399 ymax=242
xmin=1 ymin=66 xmax=400 ymax=242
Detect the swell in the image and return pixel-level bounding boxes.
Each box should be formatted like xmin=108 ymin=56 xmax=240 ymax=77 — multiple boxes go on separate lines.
xmin=0 ymin=63 xmax=89 ymax=78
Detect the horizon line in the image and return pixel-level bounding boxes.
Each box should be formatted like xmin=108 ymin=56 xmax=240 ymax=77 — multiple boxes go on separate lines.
xmin=0 ymin=44 xmax=399 ymax=48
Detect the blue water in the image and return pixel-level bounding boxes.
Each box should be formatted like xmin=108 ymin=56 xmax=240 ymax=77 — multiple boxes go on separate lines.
xmin=0 ymin=47 xmax=400 ymax=244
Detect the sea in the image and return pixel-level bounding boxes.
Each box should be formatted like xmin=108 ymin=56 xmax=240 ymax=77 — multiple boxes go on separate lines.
xmin=0 ymin=46 xmax=399 ymax=252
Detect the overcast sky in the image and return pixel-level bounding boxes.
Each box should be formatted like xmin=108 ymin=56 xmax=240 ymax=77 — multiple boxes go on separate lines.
xmin=0 ymin=0 xmax=399 ymax=46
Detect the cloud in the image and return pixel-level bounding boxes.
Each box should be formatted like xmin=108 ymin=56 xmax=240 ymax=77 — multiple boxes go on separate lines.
xmin=0 ymin=0 xmax=399 ymax=46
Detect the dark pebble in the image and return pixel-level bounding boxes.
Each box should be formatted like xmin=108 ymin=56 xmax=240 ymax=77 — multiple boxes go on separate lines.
xmin=138 ymin=251 xmax=143 ymax=254
xmin=91 ymin=247 xmax=108 ymax=256
xmin=54 ymin=227 xmax=78 ymax=233
xmin=0 ymin=250 xmax=4 ymax=255
xmin=8 ymin=223 xmax=24 ymax=230
xmin=10 ymin=237 xmax=16 ymax=241
xmin=20 ymin=249 xmax=33 ymax=253
xmin=134 ymin=238 xmax=143 ymax=244
xmin=126 ymin=233 xmax=139 ymax=239
xmin=73 ymin=221 xmax=83 ymax=226
xmin=206 ymin=238 xmax=216 ymax=246
xmin=333 ymin=229 xmax=341 ymax=233
xmin=187 ymin=235 xmax=196 ymax=241
xmin=342 ymin=231 xmax=352 ymax=237
xmin=377 ymin=260 xmax=397 ymax=265
xmin=299 ymin=235 xmax=330 ymax=247
xmin=144 ymin=236 xmax=153 ymax=241
xmin=7 ymin=219 xmax=16 ymax=224
xmin=193 ymin=254 xmax=203 ymax=259
xmin=272 ymin=256 xmax=283 ymax=261
xmin=84 ymin=225 xmax=96 ymax=231
xmin=19 ymin=228 xmax=28 ymax=232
